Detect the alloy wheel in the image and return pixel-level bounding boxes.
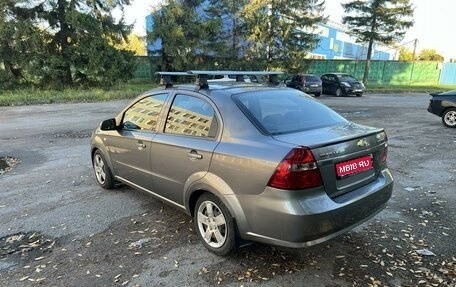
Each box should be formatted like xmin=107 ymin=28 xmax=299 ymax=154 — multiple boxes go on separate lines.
xmin=196 ymin=200 xmax=227 ymax=248
xmin=94 ymin=154 xmax=107 ymax=185
xmin=443 ymin=109 xmax=456 ymax=127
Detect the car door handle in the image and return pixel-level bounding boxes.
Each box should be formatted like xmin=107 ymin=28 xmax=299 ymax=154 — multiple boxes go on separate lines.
xmin=187 ymin=150 xmax=203 ymax=160
xmin=136 ymin=141 xmax=146 ymax=149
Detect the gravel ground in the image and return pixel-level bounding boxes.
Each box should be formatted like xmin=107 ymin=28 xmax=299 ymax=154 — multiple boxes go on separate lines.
xmin=0 ymin=93 xmax=454 ymax=287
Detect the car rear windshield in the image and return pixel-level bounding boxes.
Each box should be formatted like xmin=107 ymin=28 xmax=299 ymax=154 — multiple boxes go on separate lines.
xmin=233 ymin=89 xmax=348 ymax=135
xmin=304 ymin=75 xmax=320 ymax=82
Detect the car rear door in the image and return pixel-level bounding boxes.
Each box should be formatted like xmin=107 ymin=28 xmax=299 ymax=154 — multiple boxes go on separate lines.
xmin=150 ymin=92 xmax=220 ymax=206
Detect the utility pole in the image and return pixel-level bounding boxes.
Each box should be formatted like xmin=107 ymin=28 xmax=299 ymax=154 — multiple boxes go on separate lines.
xmin=411 ymin=38 xmax=418 ymax=60
xmin=410 ymin=38 xmax=418 ymax=84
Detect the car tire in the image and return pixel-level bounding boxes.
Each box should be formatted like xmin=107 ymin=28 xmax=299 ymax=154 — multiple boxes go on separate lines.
xmin=356 ymin=93 xmax=363 ymax=97
xmin=335 ymin=87 xmax=343 ymax=97
xmin=442 ymin=108 xmax=456 ymax=128
xmin=194 ymin=193 xmax=236 ymax=256
xmin=92 ymin=150 xmax=114 ymax=189
xmin=314 ymin=93 xmax=321 ymax=97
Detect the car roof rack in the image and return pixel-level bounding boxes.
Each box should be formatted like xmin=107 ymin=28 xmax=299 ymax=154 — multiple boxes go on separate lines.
xmin=157 ymin=72 xmax=194 ymax=88
xmin=156 ymin=70 xmax=283 ymax=90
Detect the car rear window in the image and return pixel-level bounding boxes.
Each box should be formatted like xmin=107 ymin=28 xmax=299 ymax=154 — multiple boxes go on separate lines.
xmin=304 ymin=75 xmax=320 ymax=82
xmin=233 ymin=89 xmax=348 ymax=135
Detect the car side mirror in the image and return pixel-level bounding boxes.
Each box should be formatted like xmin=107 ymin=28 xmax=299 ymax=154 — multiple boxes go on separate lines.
xmin=100 ymin=118 xmax=117 ymax=131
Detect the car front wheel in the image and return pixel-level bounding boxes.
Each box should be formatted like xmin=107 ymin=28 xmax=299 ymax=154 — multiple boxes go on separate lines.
xmin=442 ymin=108 xmax=456 ymax=128
xmin=335 ymin=87 xmax=343 ymax=97
xmin=194 ymin=193 xmax=236 ymax=256
xmin=93 ymin=150 xmax=114 ymax=189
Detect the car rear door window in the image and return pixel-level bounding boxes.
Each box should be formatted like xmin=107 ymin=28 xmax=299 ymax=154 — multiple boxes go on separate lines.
xmin=122 ymin=93 xmax=168 ymax=131
xmin=165 ymin=95 xmax=218 ymax=138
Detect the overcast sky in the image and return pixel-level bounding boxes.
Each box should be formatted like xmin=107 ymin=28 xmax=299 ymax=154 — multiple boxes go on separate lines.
xmin=122 ymin=0 xmax=456 ymax=61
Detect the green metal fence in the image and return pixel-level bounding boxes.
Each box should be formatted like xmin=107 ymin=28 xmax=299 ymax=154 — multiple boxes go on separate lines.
xmin=305 ymin=60 xmax=441 ymax=85
xmin=133 ymin=57 xmax=444 ymax=86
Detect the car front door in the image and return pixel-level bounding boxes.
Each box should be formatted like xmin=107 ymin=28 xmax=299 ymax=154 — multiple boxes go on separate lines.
xmin=150 ymin=92 xmax=220 ymax=206
xmin=326 ymin=74 xmax=338 ymax=94
xmin=107 ymin=93 xmax=169 ymax=191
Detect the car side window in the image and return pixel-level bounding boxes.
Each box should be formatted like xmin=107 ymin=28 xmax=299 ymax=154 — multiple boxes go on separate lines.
xmin=122 ymin=93 xmax=168 ymax=131
xmin=165 ymin=95 xmax=218 ymax=138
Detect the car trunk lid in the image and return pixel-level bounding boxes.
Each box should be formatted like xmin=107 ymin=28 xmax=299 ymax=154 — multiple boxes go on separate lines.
xmin=272 ymin=123 xmax=387 ymax=198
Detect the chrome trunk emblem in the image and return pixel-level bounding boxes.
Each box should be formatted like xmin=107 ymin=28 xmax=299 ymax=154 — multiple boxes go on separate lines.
xmin=357 ymin=138 xmax=369 ymax=148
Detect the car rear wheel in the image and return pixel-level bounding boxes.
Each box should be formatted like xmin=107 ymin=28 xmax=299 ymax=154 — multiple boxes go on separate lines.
xmin=93 ymin=150 xmax=114 ymax=189
xmin=442 ymin=108 xmax=456 ymax=128
xmin=194 ymin=193 xmax=236 ymax=256
xmin=335 ymin=87 xmax=343 ymax=97
xmin=314 ymin=93 xmax=321 ymax=97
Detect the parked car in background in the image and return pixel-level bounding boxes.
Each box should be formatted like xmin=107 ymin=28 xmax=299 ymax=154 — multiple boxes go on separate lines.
xmin=321 ymin=73 xmax=365 ymax=97
xmin=427 ymin=90 xmax=456 ymax=128
xmin=207 ymin=74 xmax=253 ymax=83
xmin=91 ymin=70 xmax=393 ymax=256
xmin=284 ymin=74 xmax=322 ymax=97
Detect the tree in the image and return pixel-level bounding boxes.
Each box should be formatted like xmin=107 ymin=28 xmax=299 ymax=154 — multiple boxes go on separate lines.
xmin=243 ymin=0 xmax=325 ymax=71
xmin=0 ymin=0 xmax=45 ymax=88
xmin=205 ymin=0 xmax=248 ymax=66
xmin=398 ymin=46 xmax=414 ymax=61
xmin=116 ymin=34 xmax=147 ymax=56
xmin=342 ymin=0 xmax=414 ymax=84
xmin=39 ymin=0 xmax=135 ymax=87
xmin=0 ymin=0 xmax=136 ymax=89
xmin=418 ymin=49 xmax=444 ymax=61
xmin=148 ymin=0 xmax=211 ymax=71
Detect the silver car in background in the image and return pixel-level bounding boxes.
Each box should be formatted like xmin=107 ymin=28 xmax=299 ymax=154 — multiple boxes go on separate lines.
xmin=91 ymin=71 xmax=393 ymax=255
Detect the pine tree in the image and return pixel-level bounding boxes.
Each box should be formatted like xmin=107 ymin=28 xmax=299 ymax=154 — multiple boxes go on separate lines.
xmin=205 ymin=0 xmax=248 ymax=65
xmin=0 ymin=0 xmax=45 ymax=87
xmin=148 ymin=0 xmax=212 ymax=71
xmin=0 ymin=0 xmax=136 ymax=88
xmin=342 ymin=0 xmax=414 ymax=84
xmin=242 ymin=0 xmax=325 ymax=71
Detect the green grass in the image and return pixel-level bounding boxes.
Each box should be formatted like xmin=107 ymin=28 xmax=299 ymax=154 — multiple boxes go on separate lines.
xmin=0 ymin=81 xmax=157 ymax=106
xmin=366 ymin=84 xmax=456 ymax=94
xmin=1 ymin=82 xmax=456 ymax=106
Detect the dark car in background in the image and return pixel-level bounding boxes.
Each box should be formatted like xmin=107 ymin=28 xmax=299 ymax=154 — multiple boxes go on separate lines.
xmin=321 ymin=73 xmax=365 ymax=97
xmin=427 ymin=90 xmax=456 ymax=128
xmin=284 ymin=74 xmax=322 ymax=97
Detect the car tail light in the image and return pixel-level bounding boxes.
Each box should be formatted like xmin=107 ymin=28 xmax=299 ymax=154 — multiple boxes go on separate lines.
xmin=268 ymin=147 xmax=323 ymax=190
xmin=378 ymin=132 xmax=388 ymax=165
xmin=380 ymin=146 xmax=388 ymax=163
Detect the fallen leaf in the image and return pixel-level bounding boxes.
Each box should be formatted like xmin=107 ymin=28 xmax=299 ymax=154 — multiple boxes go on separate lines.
xmin=416 ymin=249 xmax=436 ymax=256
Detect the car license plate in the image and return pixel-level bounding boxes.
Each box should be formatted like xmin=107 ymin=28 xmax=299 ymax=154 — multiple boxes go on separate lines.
xmin=311 ymin=84 xmax=318 ymax=87
xmin=336 ymin=155 xmax=373 ymax=178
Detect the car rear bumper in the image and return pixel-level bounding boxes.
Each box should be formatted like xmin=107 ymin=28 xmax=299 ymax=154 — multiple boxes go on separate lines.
xmin=232 ymin=168 xmax=393 ymax=248
xmin=303 ymin=86 xmax=322 ymax=94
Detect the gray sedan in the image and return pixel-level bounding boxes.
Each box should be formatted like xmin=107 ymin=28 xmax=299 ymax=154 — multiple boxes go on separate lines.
xmin=91 ymin=71 xmax=393 ymax=255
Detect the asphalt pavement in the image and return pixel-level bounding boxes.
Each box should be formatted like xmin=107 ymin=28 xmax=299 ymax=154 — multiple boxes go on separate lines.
xmin=0 ymin=93 xmax=454 ymax=287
